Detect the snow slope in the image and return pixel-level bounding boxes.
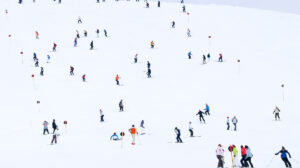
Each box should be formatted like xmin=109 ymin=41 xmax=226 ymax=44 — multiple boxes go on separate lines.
xmin=0 ymin=0 xmax=300 ymax=167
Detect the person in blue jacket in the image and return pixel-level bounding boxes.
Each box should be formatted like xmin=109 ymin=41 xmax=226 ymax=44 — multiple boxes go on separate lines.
xmin=275 ymin=146 xmax=292 ymax=168
xmin=188 ymin=51 xmax=192 ymax=59
xmin=110 ymin=133 xmax=120 ymax=141
xmin=204 ymin=104 xmax=210 ymax=115
xmin=245 ymin=145 xmax=254 ymax=168
xmin=74 ymin=38 xmax=77 ymax=47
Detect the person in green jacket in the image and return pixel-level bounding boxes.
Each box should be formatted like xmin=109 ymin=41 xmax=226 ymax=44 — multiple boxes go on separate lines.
xmin=232 ymin=145 xmax=240 ymax=167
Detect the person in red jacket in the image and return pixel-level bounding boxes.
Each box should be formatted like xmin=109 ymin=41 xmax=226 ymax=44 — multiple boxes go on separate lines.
xmin=35 ymin=31 xmax=39 ymax=39
xmin=240 ymin=145 xmax=247 ymax=167
xmin=82 ymin=74 xmax=86 ymax=82
xmin=218 ymin=53 xmax=223 ymax=62
xmin=53 ymin=43 xmax=57 ymax=52
xmin=115 ymin=74 xmax=120 ymax=85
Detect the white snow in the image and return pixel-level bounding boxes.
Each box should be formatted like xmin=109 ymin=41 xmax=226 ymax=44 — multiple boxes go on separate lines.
xmin=0 ymin=0 xmax=300 ymax=168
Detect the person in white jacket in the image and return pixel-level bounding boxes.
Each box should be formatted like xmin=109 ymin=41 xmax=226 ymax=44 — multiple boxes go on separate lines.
xmin=51 ymin=128 xmax=60 ymax=145
xmin=216 ymin=144 xmax=225 ymax=168
xmin=188 ymin=122 xmax=193 ymax=137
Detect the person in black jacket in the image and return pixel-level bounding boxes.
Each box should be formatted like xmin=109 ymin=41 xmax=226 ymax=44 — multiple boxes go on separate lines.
xmin=196 ymin=110 xmax=205 ymax=123
xmin=174 ymin=127 xmax=182 ymax=143
xmin=147 ymin=68 xmax=151 ymax=78
xmin=119 ymin=99 xmax=124 ymax=112
xmin=275 ymin=146 xmax=292 ymax=168
xmin=52 ymin=119 xmax=57 ymax=134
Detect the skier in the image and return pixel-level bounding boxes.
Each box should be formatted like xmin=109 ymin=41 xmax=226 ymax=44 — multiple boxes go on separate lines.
xmin=134 ymin=54 xmax=138 ymax=63
xmin=47 ymin=55 xmax=50 ymax=63
xmin=171 ymin=21 xmax=175 ymax=28
xmin=43 ymin=121 xmax=49 ymax=135
xmin=53 ymin=43 xmax=57 ymax=52
xmin=157 ymin=0 xmax=160 ymax=7
xmin=231 ymin=145 xmax=239 ymax=167
xmin=82 ymin=74 xmax=86 ymax=82
xmin=273 ymin=106 xmax=280 ymax=120
xmin=77 ymin=16 xmax=82 ymax=24
xmin=232 ymin=116 xmax=238 ymax=131
xmin=119 ymin=99 xmax=124 ymax=112
xmin=104 ymin=29 xmax=107 ymax=37
xmin=96 ymin=29 xmax=100 ymax=37
xmin=187 ymin=28 xmax=191 ymax=37
xmin=52 ymin=119 xmax=57 ymax=134
xmin=84 ymin=30 xmax=88 ymax=37
xmin=188 ymin=51 xmax=192 ymax=59
xmin=76 ymin=30 xmax=80 ymax=38
xmin=35 ymin=59 xmax=39 ymax=67
xmin=245 ymin=145 xmax=254 ymax=168
xmin=110 ymin=132 xmax=120 ymax=141
xmin=240 ymin=145 xmax=247 ymax=167
xmin=90 ymin=41 xmax=94 ymax=50
xmin=35 ymin=31 xmax=39 ymax=39
xmin=147 ymin=68 xmax=151 ymax=78
xmin=40 ymin=67 xmax=44 ymax=76
xmin=100 ymin=109 xmax=104 ymax=122
xmin=216 ymin=144 xmax=225 ymax=168
xmin=70 ymin=66 xmax=74 ymax=75
xmin=147 ymin=61 xmax=151 ymax=69
xmin=188 ymin=121 xmax=193 ymax=137
xmin=227 ymin=117 xmax=230 ymax=130
xmin=33 ymin=52 xmax=37 ymax=61
xmin=129 ymin=125 xmax=137 ymax=145
xmin=204 ymin=103 xmax=210 ymax=115
xmin=146 ymin=1 xmax=149 ymax=8
xmin=275 ymin=146 xmax=292 ymax=168
xmin=74 ymin=37 xmax=77 ymax=47
xmin=115 ymin=74 xmax=120 ymax=85
xmin=202 ymin=55 xmax=207 ymax=64
xmin=182 ymin=5 xmax=186 ymax=13
xmin=51 ymin=128 xmax=60 ymax=144
xmin=140 ymin=120 xmax=145 ymax=128
xmin=174 ymin=127 xmax=182 ymax=143
xmin=196 ymin=109 xmax=205 ymax=123
xmin=218 ymin=53 xmax=223 ymax=62
xmin=207 ymin=53 xmax=211 ymax=61
xmin=150 ymin=41 xmax=154 ymax=48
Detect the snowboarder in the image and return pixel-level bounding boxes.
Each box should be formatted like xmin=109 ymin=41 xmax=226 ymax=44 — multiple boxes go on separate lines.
xmin=188 ymin=51 xmax=192 ymax=59
xmin=35 ymin=59 xmax=39 ymax=67
xmin=182 ymin=5 xmax=186 ymax=13
xmin=202 ymin=55 xmax=207 ymax=64
xmin=196 ymin=109 xmax=205 ymax=123
xmin=240 ymin=145 xmax=247 ymax=167
xmin=43 ymin=121 xmax=49 ymax=135
xmin=90 ymin=41 xmax=94 ymax=50
xmin=150 ymin=41 xmax=154 ymax=48
xmin=100 ymin=109 xmax=104 ymax=122
xmin=110 ymin=132 xmax=120 ymax=141
xmin=275 ymin=146 xmax=292 ymax=168
xmin=187 ymin=28 xmax=191 ymax=37
xmin=218 ymin=53 xmax=223 ymax=62
xmin=216 ymin=144 xmax=225 ymax=168
xmin=82 ymin=74 xmax=86 ymax=82
xmin=188 ymin=121 xmax=193 ymax=137
xmin=96 ymin=29 xmax=100 ymax=37
xmin=245 ymin=145 xmax=254 ymax=168
xmin=53 ymin=43 xmax=57 ymax=52
xmin=104 ymin=29 xmax=107 ymax=37
xmin=147 ymin=61 xmax=151 ymax=69
xmin=84 ymin=30 xmax=88 ymax=37
xmin=119 ymin=99 xmax=124 ymax=111
xmin=174 ymin=127 xmax=182 ymax=143
xmin=147 ymin=68 xmax=151 ymax=78
xmin=273 ymin=106 xmax=280 ymax=120
xmin=51 ymin=128 xmax=60 ymax=144
xmin=77 ymin=16 xmax=82 ymax=24
xmin=52 ymin=119 xmax=57 ymax=134
xmin=70 ymin=66 xmax=74 ymax=75
xmin=227 ymin=117 xmax=230 ymax=130
xmin=134 ymin=54 xmax=138 ymax=63
xmin=129 ymin=125 xmax=137 ymax=145
xmin=40 ymin=67 xmax=44 ymax=76
xmin=157 ymin=0 xmax=160 ymax=7
xmin=140 ymin=120 xmax=145 ymax=128
xmin=232 ymin=116 xmax=238 ymax=131
xmin=204 ymin=103 xmax=210 ymax=115
xmin=35 ymin=31 xmax=39 ymax=39
xmin=74 ymin=37 xmax=77 ymax=47
xmin=115 ymin=74 xmax=120 ymax=85
xmin=171 ymin=21 xmax=175 ymax=28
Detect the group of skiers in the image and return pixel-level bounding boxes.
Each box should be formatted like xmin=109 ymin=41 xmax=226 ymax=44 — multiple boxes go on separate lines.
xmin=43 ymin=119 xmax=60 ymax=145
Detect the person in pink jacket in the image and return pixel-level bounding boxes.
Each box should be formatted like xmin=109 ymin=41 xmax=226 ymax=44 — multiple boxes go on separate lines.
xmin=216 ymin=144 xmax=225 ymax=168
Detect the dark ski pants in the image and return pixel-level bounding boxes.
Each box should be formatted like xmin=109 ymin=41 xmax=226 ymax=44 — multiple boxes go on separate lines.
xmin=199 ymin=116 xmax=205 ymax=123
xmin=245 ymin=157 xmax=253 ymax=168
xmin=119 ymin=106 xmax=123 ymax=112
xmin=233 ymin=123 xmax=237 ymax=131
xmin=100 ymin=115 xmax=104 ymax=122
xmin=241 ymin=155 xmax=247 ymax=167
xmin=282 ymin=157 xmax=292 ymax=167
xmin=51 ymin=135 xmax=57 ymax=144
xmin=43 ymin=128 xmax=49 ymax=135
xmin=227 ymin=123 xmax=230 ymax=130
xmin=176 ymin=134 xmax=182 ymax=143
xmin=116 ymin=80 xmax=119 ymax=85
xmin=275 ymin=113 xmax=280 ymax=120
xmin=189 ymin=129 xmax=193 ymax=137
xmin=205 ymin=110 xmax=210 ymax=115
xmin=53 ymin=128 xmax=57 ymax=134
xmin=217 ymin=155 xmax=223 ymax=168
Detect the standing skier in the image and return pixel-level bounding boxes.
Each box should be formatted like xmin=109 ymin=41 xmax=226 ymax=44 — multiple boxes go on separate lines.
xmin=76 ymin=30 xmax=80 ymax=38
xmin=43 ymin=121 xmax=49 ymax=135
xmin=53 ymin=43 xmax=57 ymax=52
xmin=188 ymin=121 xmax=193 ymax=137
xmin=51 ymin=128 xmax=60 ymax=144
xmin=70 ymin=66 xmax=74 ymax=75
xmin=182 ymin=5 xmax=186 ymax=13
xmin=187 ymin=28 xmax=191 ymax=37
xmin=188 ymin=51 xmax=192 ymax=59
xmin=100 ymin=109 xmax=104 ymax=122
xmin=74 ymin=37 xmax=77 ymax=47
xmin=115 ymin=74 xmax=120 ymax=85
xmin=218 ymin=53 xmax=223 ymax=62
xmin=207 ymin=53 xmax=211 ymax=61
xmin=202 ymin=55 xmax=207 ymax=64
xmin=150 ymin=41 xmax=154 ymax=48
xmin=227 ymin=117 xmax=230 ymax=130
xmin=232 ymin=145 xmax=239 ymax=167
xmin=52 ymin=119 xmax=57 ymax=134
xmin=140 ymin=120 xmax=145 ymax=128
xmin=147 ymin=61 xmax=151 ymax=69
xmin=275 ymin=146 xmax=292 ymax=168
xmin=147 ymin=68 xmax=151 ymax=78
xmin=134 ymin=54 xmax=138 ymax=63
xmin=77 ymin=16 xmax=82 ymax=24
xmin=171 ymin=21 xmax=175 ymax=28
xmin=129 ymin=125 xmax=137 ymax=145
xmin=35 ymin=31 xmax=39 ymax=39
xmin=40 ymin=67 xmax=44 ymax=76
xmin=245 ymin=145 xmax=254 ymax=168
xmin=96 ymin=29 xmax=100 ymax=37
xmin=174 ymin=127 xmax=182 ymax=143
xmin=119 ymin=99 xmax=124 ymax=112
xmin=273 ymin=106 xmax=280 ymax=120
xmin=157 ymin=0 xmax=160 ymax=7
xmin=216 ymin=144 xmax=225 ymax=168
xmin=35 ymin=59 xmax=39 ymax=67
xmin=84 ymin=30 xmax=88 ymax=37
xmin=90 ymin=41 xmax=94 ymax=50
xmin=196 ymin=109 xmax=205 ymax=123
xmin=204 ymin=103 xmax=210 ymax=115
xmin=232 ymin=116 xmax=238 ymax=131
xmin=104 ymin=29 xmax=107 ymax=37
xmin=33 ymin=52 xmax=37 ymax=61
xmin=82 ymin=74 xmax=86 ymax=82
xmin=240 ymin=145 xmax=247 ymax=167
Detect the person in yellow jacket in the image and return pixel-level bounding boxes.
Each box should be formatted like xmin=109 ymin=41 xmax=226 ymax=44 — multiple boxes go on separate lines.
xmin=232 ymin=145 xmax=240 ymax=167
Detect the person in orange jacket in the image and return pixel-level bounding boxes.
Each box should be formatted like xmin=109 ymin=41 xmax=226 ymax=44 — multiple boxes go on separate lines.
xmin=115 ymin=74 xmax=120 ymax=85
xmin=129 ymin=125 xmax=137 ymax=145
xmin=150 ymin=41 xmax=154 ymax=48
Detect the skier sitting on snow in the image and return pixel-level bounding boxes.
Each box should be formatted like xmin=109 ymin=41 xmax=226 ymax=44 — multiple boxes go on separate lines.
xmin=273 ymin=106 xmax=280 ymax=120
xmin=110 ymin=132 xmax=120 ymax=141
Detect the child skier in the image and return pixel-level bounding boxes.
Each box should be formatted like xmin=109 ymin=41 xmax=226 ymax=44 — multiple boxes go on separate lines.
xmin=182 ymin=5 xmax=186 ymax=13
xmin=140 ymin=120 xmax=145 ymax=128
xmin=273 ymin=106 xmax=280 ymax=120
xmin=174 ymin=127 xmax=182 ymax=143
xmin=129 ymin=125 xmax=137 ymax=145
xmin=196 ymin=109 xmax=205 ymax=123
xmin=77 ymin=16 xmax=82 ymax=24
xmin=35 ymin=59 xmax=39 ymax=67
xmin=35 ymin=31 xmax=39 ymax=39
xmin=275 ymin=146 xmax=292 ymax=168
